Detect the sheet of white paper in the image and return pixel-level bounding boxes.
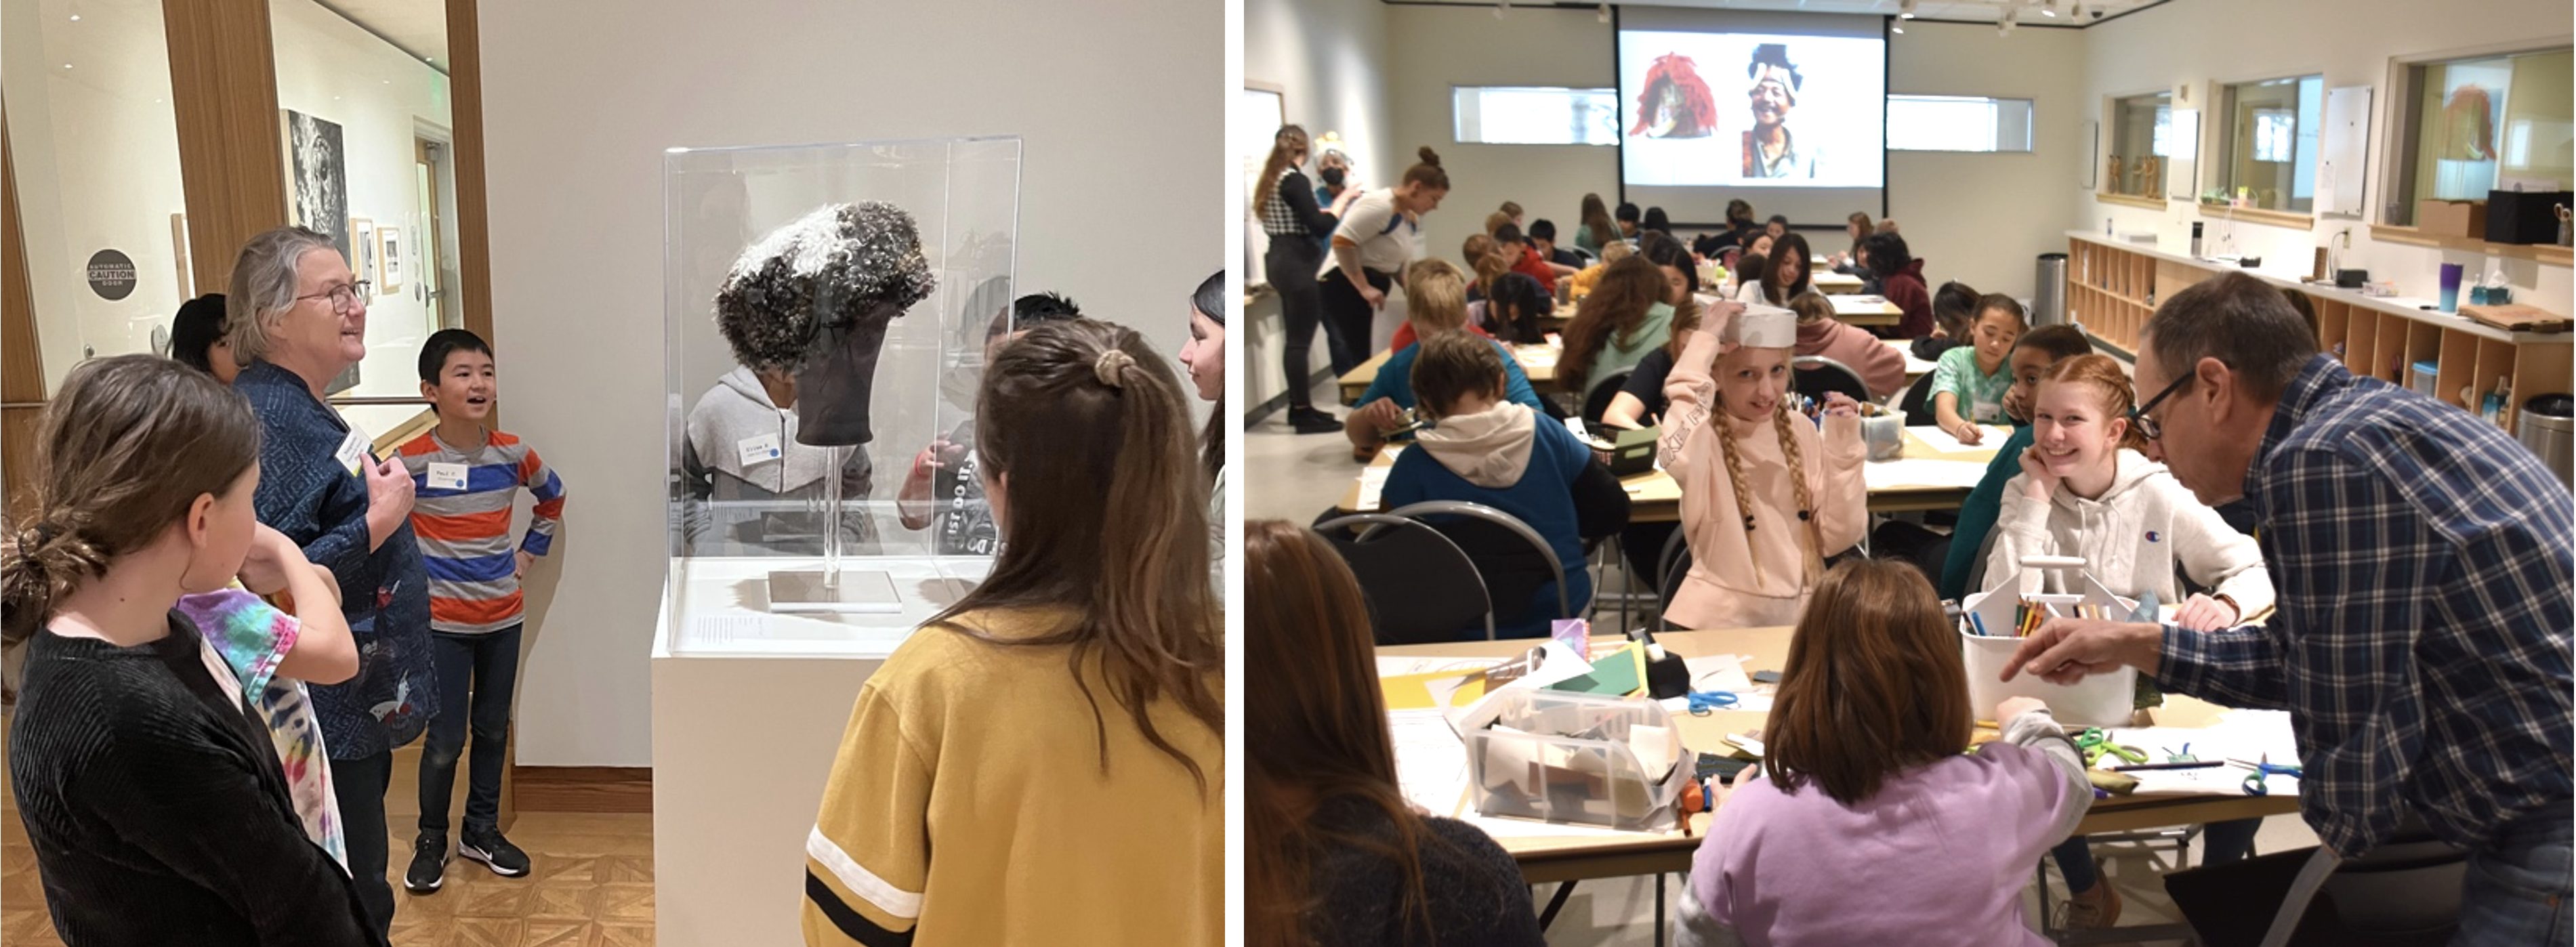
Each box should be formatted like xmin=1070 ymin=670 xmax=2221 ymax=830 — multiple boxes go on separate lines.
xmin=1389 ymin=709 xmax=1474 ymax=816
xmin=2102 ymin=710 xmax=2301 ymax=797
xmin=1831 ymin=294 xmax=1892 ymax=315
xmin=1865 ymin=457 xmax=1993 ymax=491
xmin=1355 ymin=466 xmax=1391 ymax=511
xmin=1374 ymin=656 xmax=1503 ymax=677
xmin=1684 ymin=654 xmax=1756 ymax=692
xmin=1909 ymin=423 xmax=2012 ymax=455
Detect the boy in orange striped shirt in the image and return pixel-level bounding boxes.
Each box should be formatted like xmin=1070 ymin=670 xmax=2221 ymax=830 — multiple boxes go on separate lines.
xmin=395 ymin=329 xmax=566 ymax=892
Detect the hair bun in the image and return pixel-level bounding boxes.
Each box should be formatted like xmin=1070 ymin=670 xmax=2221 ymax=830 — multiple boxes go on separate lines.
xmin=1094 ymin=349 xmax=1136 ymax=389
xmin=1417 ymin=146 xmax=1441 ymax=167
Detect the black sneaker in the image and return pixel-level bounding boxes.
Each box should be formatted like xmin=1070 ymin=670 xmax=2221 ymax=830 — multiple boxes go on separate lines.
xmin=459 ymin=828 xmax=531 ymax=878
xmin=1289 ymin=407 xmax=1340 ymax=435
xmin=404 ymin=833 xmax=449 ymax=893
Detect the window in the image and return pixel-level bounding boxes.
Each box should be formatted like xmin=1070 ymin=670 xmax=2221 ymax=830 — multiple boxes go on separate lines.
xmin=1452 ymin=87 xmax=1618 ymax=145
xmin=1886 ymin=96 xmax=2034 ymax=152
xmin=2104 ymin=92 xmax=2170 ymax=198
xmin=2216 ymin=75 xmax=2323 ymax=213
xmin=2390 ymin=47 xmax=2573 ymax=226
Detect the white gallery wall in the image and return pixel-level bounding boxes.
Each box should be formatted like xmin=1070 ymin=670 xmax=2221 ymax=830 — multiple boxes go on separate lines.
xmin=4 ymin=0 xmax=190 ymax=394
xmin=2081 ymin=0 xmax=2573 ymax=308
xmin=1245 ymin=0 xmax=1396 ymax=414
xmin=480 ymin=0 xmax=1224 ymax=767
xmin=1 ymin=0 xmax=449 ymax=400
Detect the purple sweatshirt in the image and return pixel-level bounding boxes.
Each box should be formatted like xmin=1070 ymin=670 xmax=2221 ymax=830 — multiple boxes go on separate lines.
xmin=1675 ymin=710 xmax=2091 ymax=947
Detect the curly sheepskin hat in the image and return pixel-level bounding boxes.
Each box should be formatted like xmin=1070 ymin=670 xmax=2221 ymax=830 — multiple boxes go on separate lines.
xmin=713 ymin=201 xmax=938 ymax=375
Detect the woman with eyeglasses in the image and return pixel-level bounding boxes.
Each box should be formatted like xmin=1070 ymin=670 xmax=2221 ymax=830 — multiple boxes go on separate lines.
xmin=224 ymin=226 xmax=438 ymax=936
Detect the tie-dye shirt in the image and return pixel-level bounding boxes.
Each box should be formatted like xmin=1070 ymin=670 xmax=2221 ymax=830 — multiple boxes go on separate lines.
xmin=173 ymin=587 xmax=348 ymax=871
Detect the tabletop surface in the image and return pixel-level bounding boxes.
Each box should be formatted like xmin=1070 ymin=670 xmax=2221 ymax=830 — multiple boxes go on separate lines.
xmin=1379 ymin=629 xmax=2302 ymax=867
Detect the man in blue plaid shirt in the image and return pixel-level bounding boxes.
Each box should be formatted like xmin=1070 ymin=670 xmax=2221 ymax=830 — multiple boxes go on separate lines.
xmin=2006 ymin=272 xmax=2571 ymax=942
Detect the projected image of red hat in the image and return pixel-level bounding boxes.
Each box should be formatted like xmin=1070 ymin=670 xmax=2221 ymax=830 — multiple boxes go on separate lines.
xmin=1629 ymin=52 xmax=1717 ymax=139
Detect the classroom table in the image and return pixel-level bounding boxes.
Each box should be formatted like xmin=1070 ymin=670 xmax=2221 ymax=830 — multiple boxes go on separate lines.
xmin=1891 ymin=338 xmax=1938 ymax=385
xmin=1812 ymin=270 xmax=1865 ymax=294
xmin=1338 ymin=342 xmax=1563 ymax=406
xmin=1337 ymin=426 xmax=1999 ymax=519
xmin=1831 ymin=293 xmax=1903 ymax=328
xmin=1379 ymin=628 xmax=2303 ymax=888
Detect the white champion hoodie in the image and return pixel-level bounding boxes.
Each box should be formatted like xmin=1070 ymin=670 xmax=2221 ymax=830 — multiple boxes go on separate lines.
xmin=1985 ymin=448 xmax=2274 ymax=617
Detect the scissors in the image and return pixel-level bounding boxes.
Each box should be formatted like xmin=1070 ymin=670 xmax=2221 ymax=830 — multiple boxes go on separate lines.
xmin=2075 ymin=728 xmax=2149 ymax=767
xmin=2237 ymin=754 xmax=2304 ymax=796
xmin=1686 ymin=691 xmax=1739 ymax=716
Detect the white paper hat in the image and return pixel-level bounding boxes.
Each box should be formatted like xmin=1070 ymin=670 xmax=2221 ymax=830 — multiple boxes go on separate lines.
xmin=1724 ymin=302 xmax=1798 ymax=349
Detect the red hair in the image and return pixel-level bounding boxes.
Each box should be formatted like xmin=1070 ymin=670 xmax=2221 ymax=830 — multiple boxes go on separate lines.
xmin=1629 ymin=54 xmax=1718 ymax=137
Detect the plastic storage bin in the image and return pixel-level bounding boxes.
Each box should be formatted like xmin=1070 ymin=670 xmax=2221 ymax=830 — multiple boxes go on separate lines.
xmin=1462 ymin=689 xmax=1692 ymax=832
xmin=1959 ymin=559 xmax=2140 ymax=728
xmin=2409 ymin=360 xmax=2441 ymax=400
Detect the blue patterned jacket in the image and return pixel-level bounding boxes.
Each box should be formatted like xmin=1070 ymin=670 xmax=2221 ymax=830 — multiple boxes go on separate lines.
xmin=236 ymin=359 xmax=437 ymax=758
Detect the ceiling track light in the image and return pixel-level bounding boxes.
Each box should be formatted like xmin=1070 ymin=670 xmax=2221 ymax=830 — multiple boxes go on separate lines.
xmin=1598 ymin=2 xmax=1611 ymax=23
xmin=1493 ymin=0 xmax=1506 ymax=18
xmin=1891 ymin=20 xmax=1905 ymax=33
xmin=2042 ymin=0 xmax=2057 ymax=16
xmin=1898 ymin=0 xmax=1917 ymax=18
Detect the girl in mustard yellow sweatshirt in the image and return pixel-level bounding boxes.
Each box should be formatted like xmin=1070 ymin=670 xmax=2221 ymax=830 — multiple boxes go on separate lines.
xmin=1658 ymin=303 xmax=1869 ymax=629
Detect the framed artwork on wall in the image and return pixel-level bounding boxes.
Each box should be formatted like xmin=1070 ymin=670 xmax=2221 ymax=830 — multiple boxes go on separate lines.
xmin=350 ymin=217 xmax=377 ymax=288
xmin=379 ymin=227 xmax=404 ymax=293
xmin=281 ymin=110 xmax=351 ymax=265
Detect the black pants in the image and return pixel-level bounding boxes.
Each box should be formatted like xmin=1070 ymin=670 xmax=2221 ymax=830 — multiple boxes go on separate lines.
xmin=333 ymin=749 xmax=396 ymax=935
xmin=419 ymin=625 xmax=522 ymax=837
xmin=1268 ymin=238 xmax=1328 ymax=411
xmin=1319 ymin=266 xmax=1394 ymax=377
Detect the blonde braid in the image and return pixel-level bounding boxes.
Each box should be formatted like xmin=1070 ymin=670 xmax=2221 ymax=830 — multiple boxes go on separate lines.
xmin=1713 ymin=392 xmax=1764 ymax=589
xmin=1771 ymin=403 xmax=1826 ymax=582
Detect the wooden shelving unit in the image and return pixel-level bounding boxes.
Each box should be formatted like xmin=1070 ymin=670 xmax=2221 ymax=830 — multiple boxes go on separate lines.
xmin=2066 ymin=233 xmax=2574 ymax=434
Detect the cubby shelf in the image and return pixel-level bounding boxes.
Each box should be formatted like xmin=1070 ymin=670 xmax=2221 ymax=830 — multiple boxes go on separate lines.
xmin=2065 ymin=232 xmax=2573 ymax=435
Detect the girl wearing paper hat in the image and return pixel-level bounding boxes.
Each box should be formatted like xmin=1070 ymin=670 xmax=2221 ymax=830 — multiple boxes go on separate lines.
xmin=1657 ymin=301 xmax=1869 ymax=629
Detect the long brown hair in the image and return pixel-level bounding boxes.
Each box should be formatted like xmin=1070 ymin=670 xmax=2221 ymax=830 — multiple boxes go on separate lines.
xmin=937 ymin=320 xmax=1222 ymax=793
xmin=1580 ymin=193 xmax=1616 ymax=247
xmin=1245 ymin=520 xmax=1440 ymax=947
xmin=2040 ymin=354 xmax=2150 ymax=454
xmin=1558 ymin=255 xmax=1665 ymax=394
xmin=1761 ymin=232 xmax=1813 ymax=303
xmin=1 ymin=356 xmax=263 ymax=646
xmin=1253 ymin=125 xmax=1310 ymax=219
xmin=1461 ymin=233 xmax=1508 ymax=303
xmin=1764 ymin=558 xmax=1973 ymax=806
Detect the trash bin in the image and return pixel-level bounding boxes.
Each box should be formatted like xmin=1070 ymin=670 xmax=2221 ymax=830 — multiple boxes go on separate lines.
xmin=2033 ymin=253 xmax=2069 ymax=327
xmin=2518 ymin=394 xmax=2573 ymax=488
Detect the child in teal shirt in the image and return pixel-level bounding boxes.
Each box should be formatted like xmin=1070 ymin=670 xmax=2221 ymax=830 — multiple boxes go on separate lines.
xmin=1929 ymin=293 xmax=2027 ymax=444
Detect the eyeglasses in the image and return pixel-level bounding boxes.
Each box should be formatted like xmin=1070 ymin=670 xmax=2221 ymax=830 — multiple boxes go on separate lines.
xmin=2127 ymin=370 xmax=2197 ymax=441
xmin=295 ymin=280 xmax=371 ymax=314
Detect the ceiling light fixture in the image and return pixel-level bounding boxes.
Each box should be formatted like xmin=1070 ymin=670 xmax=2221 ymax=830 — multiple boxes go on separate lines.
xmin=1891 ymin=20 xmax=1905 ymax=33
xmin=1493 ymin=1 xmax=1505 ymax=18
xmin=2042 ymin=0 xmax=2057 ymax=16
xmin=1898 ymin=0 xmax=1917 ymax=18
xmin=1598 ymin=2 xmax=1611 ymax=23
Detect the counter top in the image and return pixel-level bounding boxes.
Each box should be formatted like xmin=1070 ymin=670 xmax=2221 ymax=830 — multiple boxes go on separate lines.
xmin=2066 ymin=231 xmax=2566 ymax=345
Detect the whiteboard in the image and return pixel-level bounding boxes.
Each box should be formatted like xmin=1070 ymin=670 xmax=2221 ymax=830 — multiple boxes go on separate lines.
xmin=2320 ymin=85 xmax=2373 ymax=217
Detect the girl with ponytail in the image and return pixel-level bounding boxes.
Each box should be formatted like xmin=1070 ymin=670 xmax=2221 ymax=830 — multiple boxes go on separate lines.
xmin=802 ymin=320 xmax=1222 ymax=946
xmin=3 ymin=355 xmax=375 ymax=942
xmin=1657 ymin=303 xmax=1869 ymax=629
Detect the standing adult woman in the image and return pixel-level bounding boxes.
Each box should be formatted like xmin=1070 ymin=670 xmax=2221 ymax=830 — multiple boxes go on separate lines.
xmin=1179 ymin=271 xmax=1228 ymax=591
xmin=1246 ymin=520 xmax=1545 ymax=947
xmin=225 ymin=226 xmax=438 ymax=935
xmin=1255 ymin=125 xmax=1344 ymax=434
xmin=804 ymin=321 xmax=1222 ymax=946
xmin=1323 ymin=148 xmax=1450 ymax=375
xmin=1576 ymin=192 xmax=1619 ymax=257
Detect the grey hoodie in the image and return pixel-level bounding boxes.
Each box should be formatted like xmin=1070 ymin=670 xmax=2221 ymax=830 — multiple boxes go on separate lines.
xmin=1415 ymin=402 xmax=1539 ymax=488
xmin=680 ymin=366 xmax=877 ymax=557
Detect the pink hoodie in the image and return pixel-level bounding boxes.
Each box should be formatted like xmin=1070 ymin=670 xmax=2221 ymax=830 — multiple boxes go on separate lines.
xmin=1657 ymin=329 xmax=1867 ymax=629
xmin=1794 ymin=316 xmax=1907 ymax=400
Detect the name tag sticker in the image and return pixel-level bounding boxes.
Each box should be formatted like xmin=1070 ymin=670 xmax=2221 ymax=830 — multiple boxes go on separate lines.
xmin=335 ymin=431 xmax=371 ymax=476
xmin=738 ymin=434 xmax=783 ymax=466
xmin=426 ymin=462 xmax=468 ymax=491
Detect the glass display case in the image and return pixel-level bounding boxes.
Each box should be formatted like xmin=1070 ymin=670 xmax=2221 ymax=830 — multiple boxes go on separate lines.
xmin=659 ymin=135 xmax=1020 ymax=656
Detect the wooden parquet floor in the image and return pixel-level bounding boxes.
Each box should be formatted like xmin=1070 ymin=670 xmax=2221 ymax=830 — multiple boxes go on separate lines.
xmin=1 ymin=721 xmax=657 ymax=946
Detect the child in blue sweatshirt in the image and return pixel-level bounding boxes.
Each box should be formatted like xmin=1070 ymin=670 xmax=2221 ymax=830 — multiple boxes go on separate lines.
xmin=1382 ymin=331 xmax=1627 ymax=637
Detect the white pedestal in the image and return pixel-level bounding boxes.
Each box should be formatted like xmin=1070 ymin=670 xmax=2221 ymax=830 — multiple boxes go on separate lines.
xmin=650 ymin=555 xmax=986 ymax=946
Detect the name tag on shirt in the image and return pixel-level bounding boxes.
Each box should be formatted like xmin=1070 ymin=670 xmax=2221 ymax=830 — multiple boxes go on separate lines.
xmin=738 ymin=433 xmax=783 ymax=466
xmin=426 ymin=462 xmax=468 ymax=491
xmin=335 ymin=430 xmax=372 ymax=476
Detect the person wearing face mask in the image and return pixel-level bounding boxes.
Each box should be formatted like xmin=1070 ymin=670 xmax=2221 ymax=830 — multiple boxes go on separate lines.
xmin=1742 ymin=43 xmax=1820 ymax=179
xmin=1323 ymin=147 xmax=1451 ymax=374
xmin=1254 ymin=125 xmax=1345 ymax=434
